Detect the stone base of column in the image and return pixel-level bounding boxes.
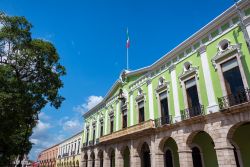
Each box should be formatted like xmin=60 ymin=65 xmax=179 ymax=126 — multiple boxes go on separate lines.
xmin=154 ymin=153 xmax=164 ymax=167
xmin=130 ymin=155 xmax=140 ymax=167
xmin=103 ymin=158 xmax=110 ymax=167
xmin=178 ymin=150 xmax=193 ymax=167
xmin=215 ymin=146 xmax=237 ymax=167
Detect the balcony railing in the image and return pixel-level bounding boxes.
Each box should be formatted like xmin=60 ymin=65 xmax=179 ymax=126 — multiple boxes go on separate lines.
xmin=218 ymin=88 xmax=250 ymax=110
xmin=181 ymin=104 xmax=204 ymax=120
xmin=100 ymin=119 xmax=155 ymax=143
xmin=154 ymin=115 xmax=172 ymax=128
xmin=62 ymin=153 xmax=68 ymax=157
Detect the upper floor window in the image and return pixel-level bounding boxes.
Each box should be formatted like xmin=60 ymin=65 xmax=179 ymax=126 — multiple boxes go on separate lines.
xmin=159 ymin=91 xmax=170 ymax=124
xmin=110 ymin=115 xmax=114 ymax=133
xmin=138 ymin=101 xmax=145 ymax=123
xmin=92 ymin=126 xmax=96 ymax=143
xmin=184 ymin=78 xmax=202 ymax=117
xmin=121 ymin=98 xmax=127 ymax=129
xmin=86 ymin=128 xmax=89 ymax=146
xmin=100 ymin=121 xmax=104 ymax=137
xmin=212 ymin=40 xmax=249 ymax=109
xmin=221 ymin=58 xmax=244 ymax=96
xmin=77 ymin=140 xmax=80 ymax=154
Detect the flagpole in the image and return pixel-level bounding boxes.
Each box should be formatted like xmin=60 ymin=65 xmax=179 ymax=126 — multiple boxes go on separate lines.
xmin=127 ymin=45 xmax=129 ymax=70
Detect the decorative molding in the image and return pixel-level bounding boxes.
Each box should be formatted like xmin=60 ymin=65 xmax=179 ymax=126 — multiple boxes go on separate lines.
xmin=178 ymin=65 xmax=199 ymax=86
xmin=155 ymin=81 xmax=170 ymax=98
xmin=212 ymin=43 xmax=241 ymax=70
xmin=198 ymin=44 xmax=207 ymax=54
xmin=146 ymin=79 xmax=151 ymax=86
xmin=135 ymin=93 xmax=145 ymax=102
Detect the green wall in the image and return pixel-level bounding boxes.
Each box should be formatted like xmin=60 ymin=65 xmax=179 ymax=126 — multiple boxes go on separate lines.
xmin=232 ymin=123 xmax=250 ymax=166
xmin=192 ymin=132 xmax=218 ymax=167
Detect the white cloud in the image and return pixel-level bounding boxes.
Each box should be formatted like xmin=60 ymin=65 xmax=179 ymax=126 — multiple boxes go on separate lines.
xmin=63 ymin=119 xmax=82 ymax=131
xmin=73 ymin=95 xmax=103 ymax=114
xmin=39 ymin=112 xmax=51 ymax=121
xmin=33 ymin=120 xmax=51 ymax=134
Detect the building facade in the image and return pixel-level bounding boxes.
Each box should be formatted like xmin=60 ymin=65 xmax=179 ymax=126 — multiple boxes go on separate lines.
xmin=56 ymin=131 xmax=83 ymax=167
xmin=38 ymin=145 xmax=58 ymax=167
xmin=81 ymin=0 xmax=250 ymax=167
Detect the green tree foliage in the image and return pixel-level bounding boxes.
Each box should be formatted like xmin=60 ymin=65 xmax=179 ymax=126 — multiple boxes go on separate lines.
xmin=0 ymin=12 xmax=66 ymax=166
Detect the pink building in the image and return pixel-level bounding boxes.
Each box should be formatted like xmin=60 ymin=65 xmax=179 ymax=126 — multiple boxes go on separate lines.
xmin=38 ymin=144 xmax=58 ymax=167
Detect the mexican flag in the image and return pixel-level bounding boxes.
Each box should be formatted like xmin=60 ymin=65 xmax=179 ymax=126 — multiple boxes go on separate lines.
xmin=126 ymin=29 xmax=130 ymax=48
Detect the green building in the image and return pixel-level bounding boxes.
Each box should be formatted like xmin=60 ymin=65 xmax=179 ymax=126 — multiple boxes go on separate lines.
xmin=81 ymin=0 xmax=250 ymax=167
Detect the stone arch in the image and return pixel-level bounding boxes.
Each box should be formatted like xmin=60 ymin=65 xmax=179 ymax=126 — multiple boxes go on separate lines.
xmin=76 ymin=160 xmax=79 ymax=167
xmin=83 ymin=153 xmax=88 ymax=167
xmin=136 ymin=140 xmax=151 ymax=154
xmin=98 ymin=149 xmax=104 ymax=167
xmin=227 ymin=121 xmax=250 ymax=167
xmin=90 ymin=151 xmax=95 ymax=167
xmin=159 ymin=137 xmax=179 ymax=167
xmin=120 ymin=145 xmax=130 ymax=167
xmin=140 ymin=142 xmax=151 ymax=167
xmin=107 ymin=147 xmax=115 ymax=167
xmin=187 ymin=130 xmax=218 ymax=167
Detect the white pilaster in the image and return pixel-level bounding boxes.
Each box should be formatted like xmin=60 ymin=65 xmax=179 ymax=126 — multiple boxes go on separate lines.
xmin=116 ymin=101 xmax=120 ymax=131
xmin=170 ymin=65 xmax=181 ymax=122
xmin=243 ymin=15 xmax=250 ymax=43
xmin=147 ymin=80 xmax=155 ymax=120
xmin=199 ymin=45 xmax=219 ymax=113
xmin=105 ymin=110 xmax=108 ymax=135
xmin=129 ymin=93 xmax=134 ymax=126
xmin=96 ymin=115 xmax=100 ymax=138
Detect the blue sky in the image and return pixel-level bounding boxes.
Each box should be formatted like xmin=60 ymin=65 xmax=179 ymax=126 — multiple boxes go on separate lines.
xmin=0 ymin=0 xmax=236 ymax=161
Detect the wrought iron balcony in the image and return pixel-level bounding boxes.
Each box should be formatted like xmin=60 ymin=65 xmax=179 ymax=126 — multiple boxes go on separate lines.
xmin=100 ymin=119 xmax=155 ymax=143
xmin=154 ymin=115 xmax=172 ymax=128
xmin=62 ymin=153 xmax=68 ymax=157
xmin=218 ymin=88 xmax=250 ymax=110
xmin=181 ymin=104 xmax=204 ymax=120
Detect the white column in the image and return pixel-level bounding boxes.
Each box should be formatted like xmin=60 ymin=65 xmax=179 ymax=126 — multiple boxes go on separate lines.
xmin=243 ymin=15 xmax=250 ymax=41
xmin=105 ymin=110 xmax=108 ymax=135
xmin=170 ymin=65 xmax=181 ymax=122
xmin=116 ymin=101 xmax=120 ymax=131
xmin=96 ymin=115 xmax=100 ymax=138
xmin=129 ymin=93 xmax=134 ymax=126
xmin=199 ymin=45 xmax=219 ymax=113
xmin=147 ymin=79 xmax=155 ymax=120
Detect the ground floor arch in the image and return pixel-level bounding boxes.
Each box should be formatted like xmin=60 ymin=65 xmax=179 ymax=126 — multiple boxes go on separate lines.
xmin=108 ymin=148 xmax=115 ymax=167
xmin=140 ymin=142 xmax=151 ymax=167
xmin=90 ymin=152 xmax=95 ymax=167
xmin=122 ymin=146 xmax=130 ymax=167
xmin=98 ymin=150 xmax=104 ymax=167
xmin=188 ymin=131 xmax=218 ymax=167
xmin=229 ymin=122 xmax=250 ymax=167
xmin=162 ymin=137 xmax=179 ymax=167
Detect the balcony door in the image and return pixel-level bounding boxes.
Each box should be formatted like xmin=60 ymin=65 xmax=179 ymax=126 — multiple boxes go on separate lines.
xmin=222 ymin=58 xmax=245 ymax=100
xmin=185 ymin=78 xmax=200 ymax=117
xmin=159 ymin=91 xmax=170 ymax=124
